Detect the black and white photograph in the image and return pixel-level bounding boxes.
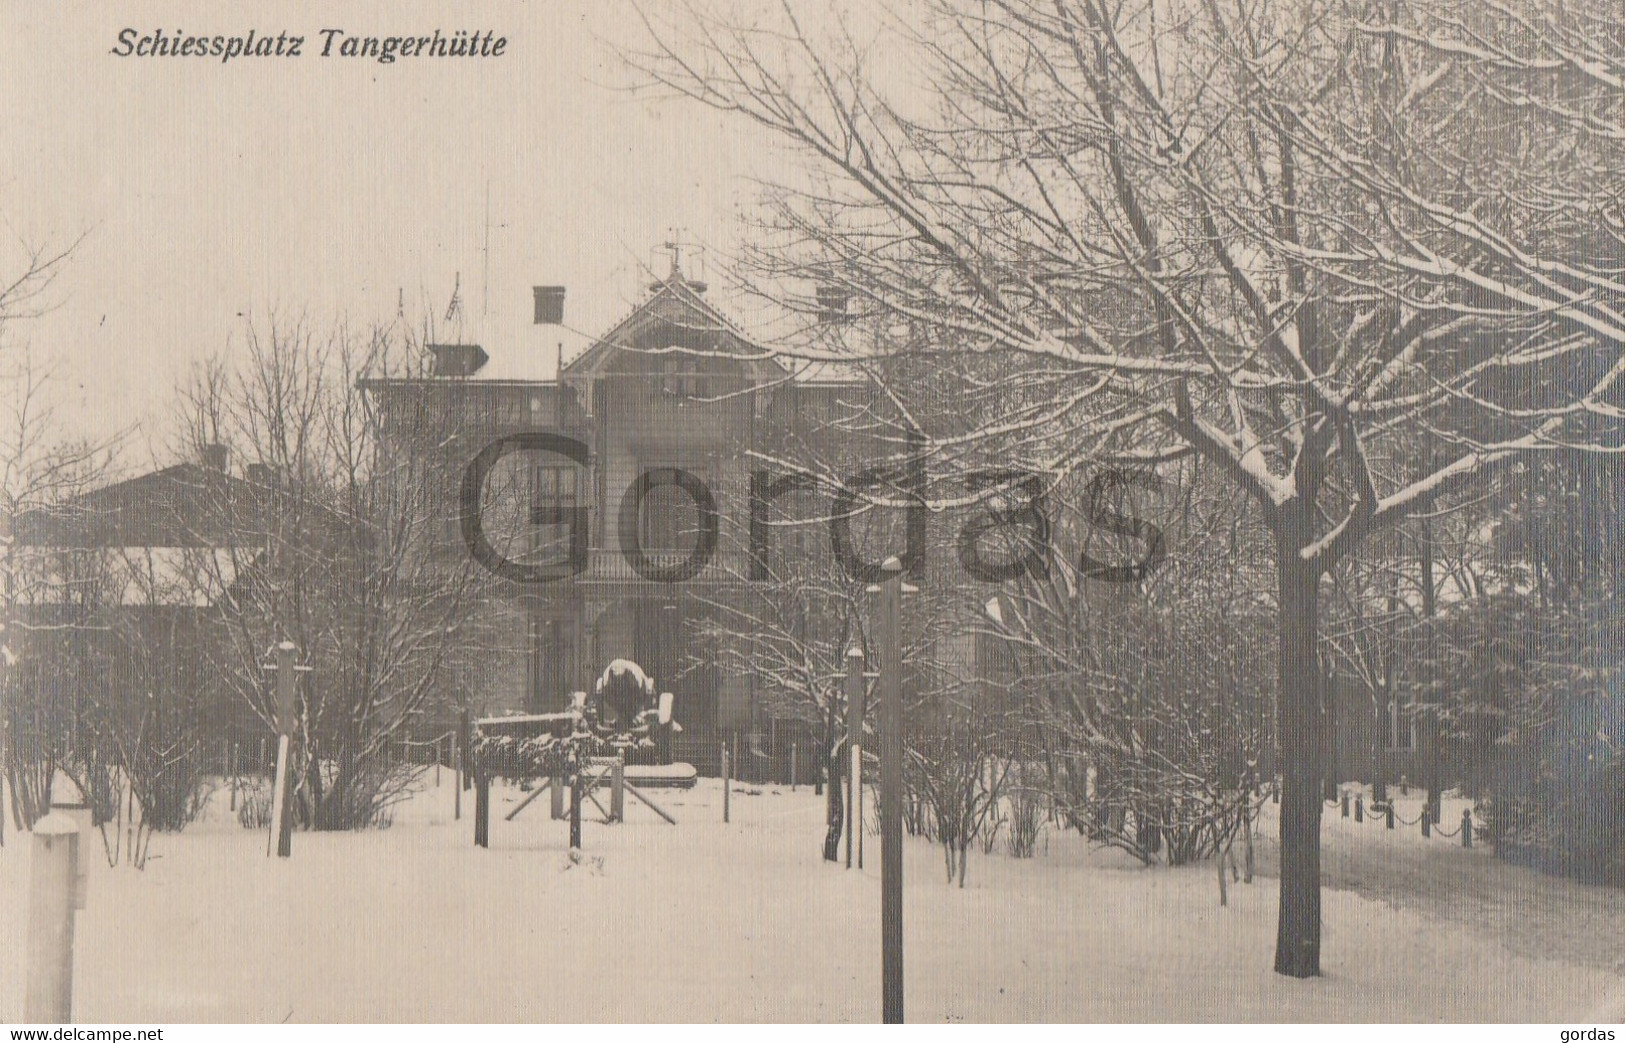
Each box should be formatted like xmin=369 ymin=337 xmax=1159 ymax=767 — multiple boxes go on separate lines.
xmin=0 ymin=0 xmax=1622 ymax=1028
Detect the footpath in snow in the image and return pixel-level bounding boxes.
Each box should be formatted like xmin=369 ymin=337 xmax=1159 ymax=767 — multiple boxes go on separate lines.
xmin=0 ymin=777 xmax=1619 ymax=1022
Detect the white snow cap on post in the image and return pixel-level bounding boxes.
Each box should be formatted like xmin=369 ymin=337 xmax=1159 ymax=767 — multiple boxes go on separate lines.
xmin=32 ymin=813 xmax=79 ymax=836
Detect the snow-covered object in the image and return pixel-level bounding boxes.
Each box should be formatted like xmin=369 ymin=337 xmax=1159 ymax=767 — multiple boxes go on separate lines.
xmin=596 ymin=658 xmax=653 ymax=694
xmin=0 ymin=782 xmax=1615 ymax=1020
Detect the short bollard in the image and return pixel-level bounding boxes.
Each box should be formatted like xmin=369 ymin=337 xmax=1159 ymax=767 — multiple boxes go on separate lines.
xmin=26 ymin=814 xmax=84 ymax=1022
xmin=1461 ymin=809 xmax=1473 ymax=848
xmin=611 ymin=752 xmax=626 ymax=823
xmin=1400 ymin=773 xmax=1409 ymax=796
xmin=1340 ymin=791 xmax=1350 ymax=818
xmin=1421 ymin=806 xmax=1431 ymax=838
xmin=721 ymin=743 xmax=732 ymax=824
xmin=1354 ymin=794 xmax=1364 ymax=822
xmin=1385 ymin=803 xmax=1395 ymax=829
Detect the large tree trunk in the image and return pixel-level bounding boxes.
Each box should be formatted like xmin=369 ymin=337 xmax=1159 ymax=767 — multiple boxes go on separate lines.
xmin=1274 ymin=557 xmax=1324 ymax=978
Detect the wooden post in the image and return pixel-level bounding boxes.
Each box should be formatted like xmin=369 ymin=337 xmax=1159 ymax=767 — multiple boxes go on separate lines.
xmin=611 ymin=751 xmax=625 ymax=823
xmin=1461 ymin=809 xmax=1473 ymax=848
xmin=1386 ymin=803 xmax=1395 ymax=829
xmin=790 ymin=742 xmax=798 ymax=791
xmin=876 ymin=556 xmax=905 ymax=1025
xmin=1354 ymin=793 xmax=1363 ymax=823
xmin=721 ymin=742 xmax=731 ymax=824
xmin=460 ymin=710 xmax=474 ymax=792
xmin=551 ymin=774 xmax=565 ymax=820
xmin=569 ymin=766 xmax=583 ymax=849
xmin=1421 ymin=805 xmax=1431 ymax=837
xmin=268 ymin=640 xmax=301 ymax=859
xmin=846 ymin=647 xmax=865 ymax=871
xmin=474 ymin=772 xmax=490 ymax=848
xmin=1340 ymin=790 xmax=1350 ymax=818
xmin=453 ymin=741 xmax=462 ymax=821
xmin=230 ymin=741 xmax=239 ymax=813
xmin=623 ymin=780 xmax=678 ymax=824
xmin=25 ymin=814 xmax=82 ymax=1021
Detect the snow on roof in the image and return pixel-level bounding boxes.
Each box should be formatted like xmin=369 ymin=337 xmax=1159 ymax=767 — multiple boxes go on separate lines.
xmin=11 ymin=547 xmax=251 ymax=607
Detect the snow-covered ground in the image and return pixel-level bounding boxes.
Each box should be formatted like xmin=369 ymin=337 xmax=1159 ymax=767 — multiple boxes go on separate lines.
xmin=0 ymin=776 xmax=1620 ymax=1023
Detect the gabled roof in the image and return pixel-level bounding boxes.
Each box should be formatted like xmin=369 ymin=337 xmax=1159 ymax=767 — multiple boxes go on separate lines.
xmin=13 ymin=462 xmax=344 ymax=549
xmin=561 ymin=273 xmax=789 ymax=385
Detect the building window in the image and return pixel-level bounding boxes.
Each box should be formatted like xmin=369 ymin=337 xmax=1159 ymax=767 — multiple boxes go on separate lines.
xmin=530 ymin=464 xmax=578 ymax=554
xmin=659 ymin=353 xmax=708 ymax=398
xmin=637 ymin=462 xmax=715 ymax=554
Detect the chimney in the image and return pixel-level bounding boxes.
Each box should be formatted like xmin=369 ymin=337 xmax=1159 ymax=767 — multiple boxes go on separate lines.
xmin=201 ymin=443 xmax=229 ymax=473
xmin=534 ymin=285 xmax=566 ymax=325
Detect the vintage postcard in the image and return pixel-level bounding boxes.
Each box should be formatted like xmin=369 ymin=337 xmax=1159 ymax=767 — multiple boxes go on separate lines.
xmin=1 ymin=0 xmax=1622 ymax=1029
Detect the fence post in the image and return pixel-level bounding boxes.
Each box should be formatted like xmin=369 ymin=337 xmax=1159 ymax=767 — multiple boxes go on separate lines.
xmin=1461 ymin=809 xmax=1473 ymax=848
xmin=551 ymin=774 xmax=565 ymax=820
xmin=876 ymin=557 xmax=906 ymax=1025
xmin=1385 ymin=803 xmax=1395 ymax=829
xmin=268 ymin=640 xmax=302 ymax=859
xmin=611 ymin=751 xmax=625 ymax=823
xmin=721 ymin=742 xmax=731 ymax=823
xmin=569 ymin=766 xmax=583 ymax=849
xmin=1354 ymin=793 xmax=1363 ymax=822
xmin=845 ymin=647 xmax=866 ymax=871
xmin=1340 ymin=790 xmax=1350 ymax=818
xmin=790 ymin=742 xmax=798 ymax=792
xmin=474 ymin=772 xmax=490 ymax=848
xmin=1421 ymin=805 xmax=1431 ymax=838
xmin=453 ymin=741 xmax=462 ymax=821
xmin=25 ymin=814 xmax=82 ymax=1021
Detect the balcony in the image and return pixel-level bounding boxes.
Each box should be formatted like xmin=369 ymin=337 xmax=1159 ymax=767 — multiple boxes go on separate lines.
xmin=580 ymin=548 xmax=753 ymax=586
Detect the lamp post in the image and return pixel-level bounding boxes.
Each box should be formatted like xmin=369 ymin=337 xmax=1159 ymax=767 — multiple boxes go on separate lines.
xmin=845 ymin=646 xmax=866 ymax=870
xmin=871 ymin=556 xmax=911 ymax=1024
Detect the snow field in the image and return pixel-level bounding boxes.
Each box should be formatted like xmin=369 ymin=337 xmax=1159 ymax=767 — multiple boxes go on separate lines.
xmin=0 ymin=776 xmax=1618 ymax=1022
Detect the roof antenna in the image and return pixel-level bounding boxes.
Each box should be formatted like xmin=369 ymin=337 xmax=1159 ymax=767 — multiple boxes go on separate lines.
xmin=445 ymin=272 xmax=462 ymax=324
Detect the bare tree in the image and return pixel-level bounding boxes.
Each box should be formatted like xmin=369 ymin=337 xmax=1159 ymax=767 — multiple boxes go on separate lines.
xmin=627 ymin=0 xmax=1623 ymax=975
xmin=1 ymin=350 xmax=118 ymax=835
xmin=171 ymin=315 xmax=496 ymax=830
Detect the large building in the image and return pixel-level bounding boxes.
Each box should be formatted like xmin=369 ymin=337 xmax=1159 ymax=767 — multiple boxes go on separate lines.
xmin=362 ymin=263 xmax=868 ymax=761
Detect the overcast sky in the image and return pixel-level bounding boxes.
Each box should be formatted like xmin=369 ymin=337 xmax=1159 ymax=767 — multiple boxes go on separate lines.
xmin=0 ymin=1 xmax=778 ymax=453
